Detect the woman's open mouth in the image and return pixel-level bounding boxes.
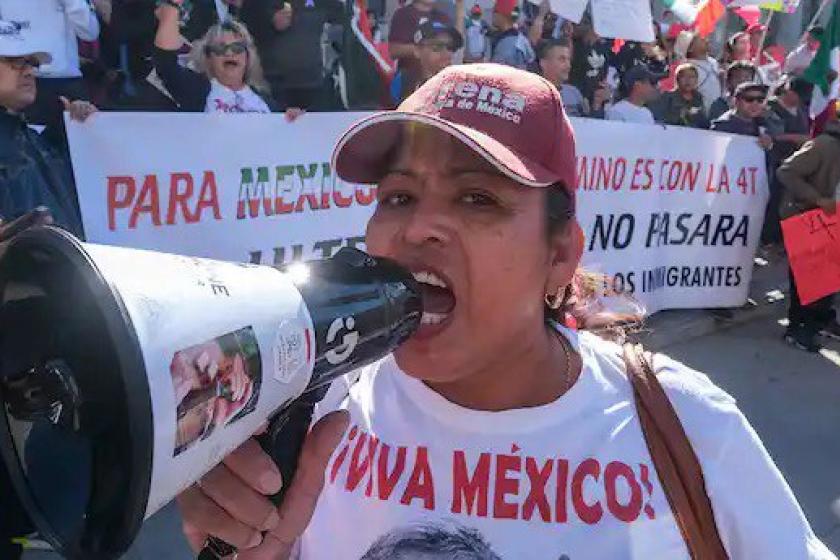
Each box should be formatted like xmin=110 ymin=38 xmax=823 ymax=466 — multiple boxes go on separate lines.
xmin=412 ymin=269 xmax=456 ymax=335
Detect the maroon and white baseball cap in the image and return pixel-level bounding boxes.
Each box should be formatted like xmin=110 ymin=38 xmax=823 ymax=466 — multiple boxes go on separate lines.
xmin=333 ymin=63 xmax=577 ymax=195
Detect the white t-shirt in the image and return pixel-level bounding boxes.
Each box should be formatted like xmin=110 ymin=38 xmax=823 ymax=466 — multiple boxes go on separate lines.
xmin=606 ymin=100 xmax=656 ymax=125
xmin=204 ymin=80 xmax=271 ymax=114
xmin=298 ymin=328 xmax=833 ymax=559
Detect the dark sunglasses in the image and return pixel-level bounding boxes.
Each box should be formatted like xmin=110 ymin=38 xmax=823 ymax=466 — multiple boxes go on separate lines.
xmin=1 ymin=56 xmax=41 ymax=71
xmin=740 ymin=95 xmax=766 ymax=103
xmin=204 ymin=41 xmax=248 ymax=57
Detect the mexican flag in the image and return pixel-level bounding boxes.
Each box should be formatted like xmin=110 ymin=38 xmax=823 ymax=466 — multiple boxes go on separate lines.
xmin=694 ymin=0 xmax=726 ymax=36
xmin=661 ymin=0 xmax=726 ymax=37
xmin=804 ymin=0 xmax=840 ymax=120
xmin=337 ymin=0 xmax=396 ymax=109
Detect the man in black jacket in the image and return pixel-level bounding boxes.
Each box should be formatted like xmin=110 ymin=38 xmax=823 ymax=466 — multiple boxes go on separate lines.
xmin=241 ymin=0 xmax=345 ymax=110
xmin=0 ymin=21 xmax=94 ymax=558
xmin=0 ymin=21 xmax=90 ymax=237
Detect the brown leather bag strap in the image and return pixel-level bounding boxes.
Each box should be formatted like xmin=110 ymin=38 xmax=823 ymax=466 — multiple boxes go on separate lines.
xmin=623 ymin=343 xmax=729 ymax=560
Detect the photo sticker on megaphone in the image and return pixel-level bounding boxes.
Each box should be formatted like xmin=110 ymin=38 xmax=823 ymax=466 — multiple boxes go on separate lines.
xmin=171 ymin=327 xmax=262 ymax=456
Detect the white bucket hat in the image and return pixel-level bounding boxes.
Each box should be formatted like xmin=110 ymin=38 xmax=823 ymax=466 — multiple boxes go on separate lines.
xmin=0 ymin=21 xmax=51 ymax=65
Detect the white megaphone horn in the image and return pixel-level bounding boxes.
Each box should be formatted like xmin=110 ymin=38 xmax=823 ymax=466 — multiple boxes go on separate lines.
xmin=0 ymin=226 xmax=422 ymax=560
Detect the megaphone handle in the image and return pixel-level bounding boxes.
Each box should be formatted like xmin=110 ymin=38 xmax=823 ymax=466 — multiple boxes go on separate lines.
xmin=196 ymin=401 xmax=316 ymax=560
xmin=262 ymin=399 xmax=317 ymax=505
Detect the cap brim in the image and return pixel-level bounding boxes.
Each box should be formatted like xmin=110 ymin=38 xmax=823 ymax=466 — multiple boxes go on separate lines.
xmin=1 ymin=49 xmax=52 ymax=64
xmin=333 ymin=111 xmax=562 ymax=187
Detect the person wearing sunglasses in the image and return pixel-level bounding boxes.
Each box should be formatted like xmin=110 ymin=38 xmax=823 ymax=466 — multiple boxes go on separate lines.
xmin=0 ymin=0 xmax=99 ymax=126
xmin=711 ymin=82 xmax=777 ymax=152
xmin=0 ymin=20 xmax=92 ymax=238
xmin=393 ymin=20 xmax=464 ymax=103
xmin=154 ymin=0 xmax=303 ymax=119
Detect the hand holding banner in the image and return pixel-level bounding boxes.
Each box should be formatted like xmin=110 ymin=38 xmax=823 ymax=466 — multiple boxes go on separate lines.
xmin=781 ymin=206 xmax=840 ymax=305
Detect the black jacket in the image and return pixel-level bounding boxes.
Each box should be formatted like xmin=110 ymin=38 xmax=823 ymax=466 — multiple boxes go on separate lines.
xmin=241 ymin=0 xmax=345 ymax=88
xmin=0 ymin=111 xmax=83 ymax=237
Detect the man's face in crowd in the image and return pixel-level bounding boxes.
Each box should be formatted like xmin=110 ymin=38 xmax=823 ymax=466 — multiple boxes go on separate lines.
xmin=206 ymin=31 xmax=249 ymax=88
xmin=492 ymin=11 xmax=512 ymax=31
xmin=688 ymin=36 xmax=708 ymax=59
xmin=733 ymin=34 xmax=751 ymax=59
xmin=728 ymin=68 xmax=755 ymax=94
xmin=736 ymin=90 xmax=766 ymax=119
xmin=807 ymin=32 xmax=821 ymax=51
xmin=539 ymin=45 xmax=572 ymax=85
xmin=676 ymin=69 xmax=698 ymax=93
xmin=782 ymin=88 xmax=801 ymax=107
xmin=634 ymin=79 xmax=656 ymax=103
xmin=418 ymin=34 xmax=455 ymax=78
xmin=0 ymin=56 xmax=38 ymax=112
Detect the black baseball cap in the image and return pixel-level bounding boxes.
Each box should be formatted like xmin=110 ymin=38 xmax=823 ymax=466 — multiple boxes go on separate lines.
xmin=414 ymin=20 xmax=464 ymax=51
xmin=623 ymin=64 xmax=664 ymax=89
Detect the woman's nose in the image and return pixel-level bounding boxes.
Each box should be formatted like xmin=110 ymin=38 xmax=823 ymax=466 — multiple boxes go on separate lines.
xmin=401 ymin=201 xmax=453 ymax=247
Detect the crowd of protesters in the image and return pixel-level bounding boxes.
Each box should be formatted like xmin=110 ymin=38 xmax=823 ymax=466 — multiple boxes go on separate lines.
xmin=0 ymin=0 xmax=824 ymax=115
xmin=1 ymin=1 xmax=840 ymax=557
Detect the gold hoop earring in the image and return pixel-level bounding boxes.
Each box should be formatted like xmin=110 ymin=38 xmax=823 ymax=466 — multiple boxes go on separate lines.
xmin=544 ymin=286 xmax=565 ymax=310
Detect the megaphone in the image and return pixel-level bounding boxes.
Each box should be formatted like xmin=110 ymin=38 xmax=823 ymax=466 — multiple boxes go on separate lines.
xmin=0 ymin=227 xmax=422 ymax=560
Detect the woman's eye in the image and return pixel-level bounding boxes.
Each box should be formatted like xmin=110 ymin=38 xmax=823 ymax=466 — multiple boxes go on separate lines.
xmin=461 ymin=192 xmax=498 ymax=207
xmin=380 ymin=192 xmax=413 ymax=207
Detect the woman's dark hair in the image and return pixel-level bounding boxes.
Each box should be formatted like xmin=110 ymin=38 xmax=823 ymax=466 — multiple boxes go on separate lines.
xmin=544 ymin=185 xmax=643 ymax=337
xmin=360 ymin=523 xmax=501 ymax=560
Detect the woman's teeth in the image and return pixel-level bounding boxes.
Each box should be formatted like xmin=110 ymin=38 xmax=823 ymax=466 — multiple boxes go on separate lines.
xmin=413 ymin=270 xmax=453 ymax=327
xmin=412 ymin=270 xmax=448 ymax=289
xmin=421 ymin=311 xmax=448 ymax=325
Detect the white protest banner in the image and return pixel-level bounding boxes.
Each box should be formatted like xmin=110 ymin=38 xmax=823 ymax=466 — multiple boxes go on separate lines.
xmin=591 ymin=0 xmax=655 ymax=42
xmin=572 ymin=119 xmax=767 ymax=313
xmin=67 ymin=113 xmax=767 ymax=314
xmin=551 ymin=0 xmax=589 ymax=23
xmin=67 ymin=112 xmax=376 ymax=267
xmin=526 ymin=0 xmax=589 ymax=24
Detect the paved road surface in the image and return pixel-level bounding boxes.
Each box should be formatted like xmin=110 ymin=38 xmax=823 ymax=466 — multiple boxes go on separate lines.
xmin=664 ymin=306 xmax=840 ymax=554
xmin=23 ymin=305 xmax=840 ymax=559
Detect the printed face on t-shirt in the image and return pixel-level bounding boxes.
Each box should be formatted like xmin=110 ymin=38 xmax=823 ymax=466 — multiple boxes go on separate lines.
xmin=358 ymin=522 xmax=502 ymax=560
xmin=364 ymin=127 xmax=579 ymax=386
